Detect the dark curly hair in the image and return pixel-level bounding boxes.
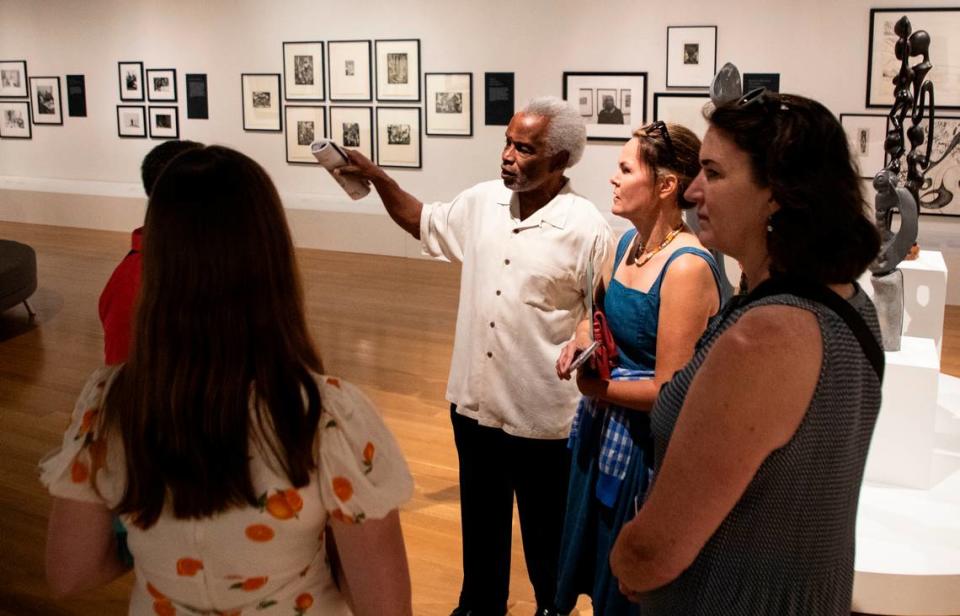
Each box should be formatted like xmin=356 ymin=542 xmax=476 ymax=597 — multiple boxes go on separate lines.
xmin=708 ymin=92 xmax=880 ymax=285
xmin=634 ymin=122 xmax=702 ymax=210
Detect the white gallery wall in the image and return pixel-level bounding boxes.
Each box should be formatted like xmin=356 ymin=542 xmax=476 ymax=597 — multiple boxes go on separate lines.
xmin=2 ymin=0 xmax=960 ymax=297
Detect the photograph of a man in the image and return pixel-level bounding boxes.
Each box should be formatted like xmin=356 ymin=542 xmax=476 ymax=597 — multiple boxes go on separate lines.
xmin=597 ymin=92 xmax=624 ymax=124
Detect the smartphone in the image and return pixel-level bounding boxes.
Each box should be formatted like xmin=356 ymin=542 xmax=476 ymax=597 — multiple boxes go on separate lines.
xmin=567 ymin=341 xmax=600 ymax=373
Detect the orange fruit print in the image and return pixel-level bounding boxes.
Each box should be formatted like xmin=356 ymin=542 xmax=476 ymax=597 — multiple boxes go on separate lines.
xmin=363 ymin=442 xmax=375 ymax=465
xmin=296 ymin=592 xmax=314 ymax=612
xmin=176 ymin=557 xmax=203 ymax=576
xmin=332 ymin=477 xmax=353 ymax=502
xmin=153 ymin=600 xmax=175 ymax=616
xmin=70 ymin=459 xmax=89 ymax=483
xmin=238 ymin=576 xmax=268 ymax=591
xmin=146 ymin=582 xmax=166 ymax=600
xmin=245 ymin=523 xmax=275 ymax=542
xmin=264 ymin=488 xmax=303 ymax=520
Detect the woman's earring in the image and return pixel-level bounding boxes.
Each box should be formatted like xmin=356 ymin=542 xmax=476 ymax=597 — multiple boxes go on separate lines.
xmin=766 ymin=216 xmax=774 ymax=233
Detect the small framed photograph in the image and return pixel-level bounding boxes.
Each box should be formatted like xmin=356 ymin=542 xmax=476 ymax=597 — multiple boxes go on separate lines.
xmin=839 ymin=114 xmax=888 ymax=180
xmin=285 ymin=105 xmax=326 ymax=164
xmin=116 ymin=105 xmax=146 ymax=138
xmin=241 ymin=73 xmax=282 ymax=132
xmin=29 ymin=76 xmax=63 ymax=125
xmin=283 ymin=41 xmax=325 ymax=101
xmin=425 ymin=72 xmax=472 ymax=137
xmin=0 ymin=101 xmax=31 ymax=139
xmin=328 ymin=40 xmax=372 ymax=102
xmin=666 ymin=26 xmax=718 ymax=88
xmin=330 ymin=106 xmax=373 ymax=160
xmin=375 ymin=39 xmax=420 ymax=102
xmin=562 ymin=72 xmax=647 ymax=141
xmin=0 ymin=60 xmax=28 ymax=98
xmin=146 ymin=68 xmax=177 ymax=102
xmin=118 ymin=61 xmax=144 ymax=101
xmin=653 ymin=92 xmax=710 ymax=139
xmin=149 ymin=106 xmax=179 ymax=139
xmin=900 ymin=116 xmax=960 ymax=217
xmin=376 ymin=106 xmax=421 ymax=168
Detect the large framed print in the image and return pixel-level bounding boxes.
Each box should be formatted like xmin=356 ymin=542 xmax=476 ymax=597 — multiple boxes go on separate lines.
xmin=563 ymin=72 xmax=647 ymax=142
xmin=283 ymin=41 xmax=325 ymax=101
xmin=29 ymin=76 xmax=62 ymax=125
xmin=425 ymin=72 xmax=472 ymax=136
xmin=146 ymin=68 xmax=177 ymax=102
xmin=867 ymin=8 xmax=960 ymax=109
xmin=149 ymin=106 xmax=179 ymax=139
xmin=328 ymin=40 xmax=372 ymax=102
xmin=666 ymin=26 xmax=717 ymax=88
xmin=285 ymin=105 xmax=326 ymax=164
xmin=653 ymin=92 xmax=710 ymax=139
xmin=839 ymin=114 xmax=888 ymax=180
xmin=0 ymin=101 xmax=31 ymax=139
xmin=376 ymin=106 xmax=421 ymax=168
xmin=375 ymin=39 xmax=420 ymax=102
xmin=241 ymin=73 xmax=282 ymax=132
xmin=118 ymin=61 xmax=144 ymax=101
xmin=116 ymin=105 xmax=146 ymax=138
xmin=330 ymin=106 xmax=373 ymax=160
xmin=902 ymin=116 xmax=960 ymax=217
xmin=0 ymin=60 xmax=28 ymax=98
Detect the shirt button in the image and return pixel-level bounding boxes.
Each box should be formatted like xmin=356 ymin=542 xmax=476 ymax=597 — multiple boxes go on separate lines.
xmin=496 ymin=290 xmax=501 ymax=296
xmin=490 ymin=322 xmax=495 ymax=328
xmin=504 ymin=259 xmax=510 ymax=265
xmin=487 ymin=352 xmax=493 ymax=358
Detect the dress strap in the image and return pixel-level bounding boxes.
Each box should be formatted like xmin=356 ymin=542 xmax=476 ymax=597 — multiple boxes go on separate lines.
xmin=613 ymin=228 xmax=639 ymax=270
xmin=649 ymin=246 xmax=722 ymax=296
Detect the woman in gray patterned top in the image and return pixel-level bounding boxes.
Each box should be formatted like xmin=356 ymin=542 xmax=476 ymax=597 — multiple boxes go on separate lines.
xmin=609 ymin=90 xmax=883 ymax=615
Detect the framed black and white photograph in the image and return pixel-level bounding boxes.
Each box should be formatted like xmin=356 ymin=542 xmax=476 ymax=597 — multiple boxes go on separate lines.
xmin=375 ymin=39 xmax=420 ymax=102
xmin=185 ymin=73 xmax=208 ymax=119
xmin=328 ymin=40 xmax=372 ymax=102
xmin=563 ymin=72 xmax=647 ymax=141
xmin=29 ymin=76 xmax=62 ymax=125
xmin=0 ymin=60 xmax=28 ymax=98
xmin=330 ymin=106 xmax=373 ymax=160
xmin=0 ymin=101 xmax=31 ymax=139
xmin=284 ymin=105 xmax=326 ymax=164
xmin=283 ymin=41 xmax=325 ymax=101
xmin=241 ymin=73 xmax=282 ymax=132
xmin=839 ymin=114 xmax=888 ymax=180
xmin=743 ymin=73 xmax=780 ymax=93
xmin=148 ymin=106 xmax=179 ymax=139
xmin=146 ymin=68 xmax=177 ymax=102
xmin=653 ymin=92 xmax=710 ymax=139
xmin=376 ymin=106 xmax=421 ymax=168
xmin=116 ymin=105 xmax=146 ymax=138
xmin=897 ymin=116 xmax=960 ymax=217
xmin=118 ymin=61 xmax=144 ymax=101
xmin=425 ymin=72 xmax=472 ymax=137
xmin=666 ymin=26 xmax=718 ymax=88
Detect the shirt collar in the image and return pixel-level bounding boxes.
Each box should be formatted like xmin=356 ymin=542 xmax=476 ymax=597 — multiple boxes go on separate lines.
xmin=498 ymin=178 xmax=574 ymax=230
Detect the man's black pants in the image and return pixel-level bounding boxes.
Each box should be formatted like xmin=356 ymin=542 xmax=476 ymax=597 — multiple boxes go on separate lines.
xmin=451 ymin=405 xmax=572 ymax=615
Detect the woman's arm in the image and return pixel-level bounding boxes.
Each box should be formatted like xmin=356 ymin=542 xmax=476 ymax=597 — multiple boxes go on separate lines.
xmin=45 ymin=497 xmax=129 ymax=597
xmin=609 ymin=304 xmax=822 ymax=594
xmin=330 ymin=509 xmax=413 ymax=616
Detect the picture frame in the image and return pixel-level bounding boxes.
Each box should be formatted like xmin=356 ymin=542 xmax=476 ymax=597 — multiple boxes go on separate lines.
xmin=653 ymin=92 xmax=710 ymax=139
xmin=29 ymin=76 xmax=63 ymax=125
xmin=146 ymin=68 xmax=177 ymax=102
xmin=116 ymin=105 xmax=146 ymax=138
xmin=283 ymin=41 xmax=325 ymax=101
xmin=0 ymin=60 xmax=28 ymax=98
xmin=376 ymin=106 xmax=421 ymax=168
xmin=425 ymin=72 xmax=472 ymax=136
xmin=375 ymin=39 xmax=420 ymax=102
xmin=330 ymin=106 xmax=373 ymax=160
xmin=0 ymin=101 xmax=31 ymax=139
xmin=241 ymin=73 xmax=282 ymax=132
xmin=839 ymin=114 xmax=888 ymax=180
xmin=118 ymin=61 xmax=143 ymax=101
xmin=328 ymin=40 xmax=372 ymax=102
xmin=149 ymin=106 xmax=179 ymax=139
xmin=867 ymin=8 xmax=960 ymax=109
xmin=562 ymin=72 xmax=647 ymax=142
xmin=902 ymin=116 xmax=960 ymax=217
xmin=285 ymin=105 xmax=326 ymax=164
xmin=666 ymin=26 xmax=718 ymax=88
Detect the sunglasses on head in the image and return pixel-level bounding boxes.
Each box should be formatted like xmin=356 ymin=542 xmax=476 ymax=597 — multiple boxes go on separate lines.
xmin=644 ymin=120 xmax=677 ymax=166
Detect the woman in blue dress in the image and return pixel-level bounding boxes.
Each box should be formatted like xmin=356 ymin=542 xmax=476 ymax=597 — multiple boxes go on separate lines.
xmin=554 ymin=122 xmax=722 ymax=615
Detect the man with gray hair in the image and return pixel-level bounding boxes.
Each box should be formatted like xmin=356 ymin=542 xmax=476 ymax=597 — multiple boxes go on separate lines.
xmin=338 ymin=96 xmax=612 ymax=616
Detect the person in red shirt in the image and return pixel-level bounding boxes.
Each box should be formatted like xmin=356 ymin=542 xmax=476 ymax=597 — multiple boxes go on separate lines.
xmin=99 ymin=140 xmax=202 ymax=365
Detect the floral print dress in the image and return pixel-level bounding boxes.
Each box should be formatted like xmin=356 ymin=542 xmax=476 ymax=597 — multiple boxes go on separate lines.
xmin=39 ymin=366 xmax=414 ymax=615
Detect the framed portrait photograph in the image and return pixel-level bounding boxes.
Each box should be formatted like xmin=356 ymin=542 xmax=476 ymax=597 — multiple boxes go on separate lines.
xmin=329 ymin=106 xmax=373 ymax=160
xmin=562 ymin=72 xmax=647 ymax=141
xmin=0 ymin=101 xmax=31 ymax=139
xmin=666 ymin=26 xmax=718 ymax=88
xmin=900 ymin=116 xmax=960 ymax=216
xmin=867 ymin=8 xmax=960 ymax=109
xmin=146 ymin=68 xmax=177 ymax=102
xmin=149 ymin=106 xmax=179 ymax=139
xmin=376 ymin=106 xmax=421 ymax=168
xmin=116 ymin=105 xmax=146 ymax=138
xmin=425 ymin=72 xmax=472 ymax=136
xmin=653 ymin=92 xmax=710 ymax=139
xmin=241 ymin=73 xmax=282 ymax=132
xmin=29 ymin=76 xmax=63 ymax=125
xmin=328 ymin=40 xmax=372 ymax=102
xmin=285 ymin=105 xmax=326 ymax=164
xmin=0 ymin=60 xmax=28 ymax=98
xmin=283 ymin=41 xmax=325 ymax=101
xmin=839 ymin=114 xmax=888 ymax=180
xmin=118 ymin=61 xmax=143 ymax=101
xmin=375 ymin=39 xmax=420 ymax=102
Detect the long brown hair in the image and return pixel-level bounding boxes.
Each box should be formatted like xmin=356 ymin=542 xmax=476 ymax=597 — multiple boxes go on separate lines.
xmin=104 ymin=145 xmax=323 ymax=528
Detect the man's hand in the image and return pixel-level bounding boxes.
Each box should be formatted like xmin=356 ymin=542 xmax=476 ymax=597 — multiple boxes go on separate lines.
xmin=334 ymin=149 xmax=387 ymax=185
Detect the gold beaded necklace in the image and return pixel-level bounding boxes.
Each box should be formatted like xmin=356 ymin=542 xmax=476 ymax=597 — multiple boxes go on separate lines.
xmin=633 ymin=223 xmax=685 ymax=268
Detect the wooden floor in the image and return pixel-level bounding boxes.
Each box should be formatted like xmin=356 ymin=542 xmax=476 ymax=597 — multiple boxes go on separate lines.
xmin=1 ymin=220 xmax=957 ymax=616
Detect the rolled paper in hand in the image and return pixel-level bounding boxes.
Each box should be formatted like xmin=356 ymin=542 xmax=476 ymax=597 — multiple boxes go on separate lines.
xmin=310 ymin=139 xmax=371 ymax=200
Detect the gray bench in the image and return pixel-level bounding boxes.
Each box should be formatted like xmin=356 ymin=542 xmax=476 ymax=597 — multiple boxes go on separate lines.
xmin=0 ymin=239 xmax=37 ymax=317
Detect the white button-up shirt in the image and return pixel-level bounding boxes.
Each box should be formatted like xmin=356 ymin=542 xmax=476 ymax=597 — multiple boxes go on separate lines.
xmin=421 ymin=179 xmax=613 ymax=439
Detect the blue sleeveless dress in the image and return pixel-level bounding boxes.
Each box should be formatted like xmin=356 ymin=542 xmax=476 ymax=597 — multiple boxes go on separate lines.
xmin=555 ymin=229 xmax=720 ymax=615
